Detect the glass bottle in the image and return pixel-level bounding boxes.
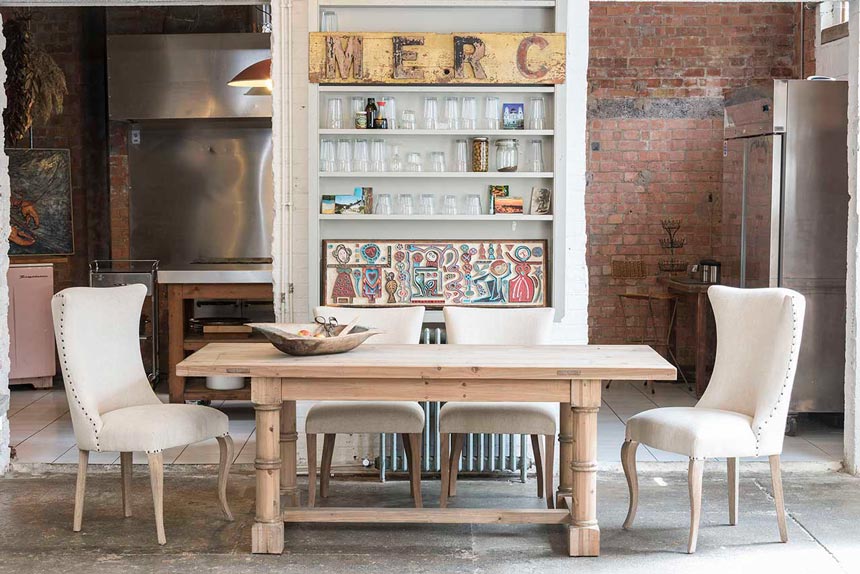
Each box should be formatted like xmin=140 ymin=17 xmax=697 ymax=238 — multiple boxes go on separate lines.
xmin=365 ymin=98 xmax=378 ymax=129
xmin=373 ymin=101 xmax=388 ymax=129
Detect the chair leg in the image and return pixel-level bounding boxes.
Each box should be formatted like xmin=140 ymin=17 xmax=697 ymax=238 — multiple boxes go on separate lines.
xmin=307 ymin=434 xmax=317 ymax=507
xmin=320 ymin=434 xmax=336 ymax=499
xmin=440 ymin=433 xmax=450 ymax=509
xmin=543 ymin=434 xmax=554 ymax=509
xmin=621 ymin=440 xmax=639 ymax=529
xmin=408 ymin=433 xmax=423 ymax=508
xmin=727 ymin=457 xmax=739 ymax=526
xmin=147 ymin=451 xmax=166 ymax=545
xmin=531 ymin=434 xmax=545 ymax=499
xmin=120 ymin=451 xmax=133 ymax=518
xmin=401 ymin=433 xmax=414 ymax=497
xmin=688 ymin=458 xmax=705 ymax=554
xmin=448 ymin=434 xmax=465 ymax=497
xmin=216 ymin=435 xmax=234 ymax=521
xmin=73 ymin=450 xmax=89 ymax=532
xmin=769 ymin=454 xmax=788 ymax=543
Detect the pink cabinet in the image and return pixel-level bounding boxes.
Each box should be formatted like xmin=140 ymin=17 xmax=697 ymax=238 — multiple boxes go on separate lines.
xmin=8 ymin=264 xmax=55 ymax=388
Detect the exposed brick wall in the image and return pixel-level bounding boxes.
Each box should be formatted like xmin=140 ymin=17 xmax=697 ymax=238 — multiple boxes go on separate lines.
xmin=586 ymin=2 xmax=808 ymax=366
xmin=1 ymin=7 xmax=109 ymax=291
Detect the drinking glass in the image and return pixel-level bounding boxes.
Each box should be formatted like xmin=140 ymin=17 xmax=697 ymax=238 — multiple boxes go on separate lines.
xmin=351 ymin=96 xmax=365 ymax=127
xmin=396 ymin=193 xmax=414 ymax=215
xmin=441 ymin=194 xmax=458 ymax=215
xmin=422 ymin=98 xmax=439 ymax=130
xmin=401 ymin=109 xmax=417 ymax=130
xmin=484 ymin=96 xmax=501 ymax=130
xmin=382 ymin=96 xmax=397 ymax=129
xmin=326 ymin=98 xmax=343 ymax=129
xmin=370 ymin=138 xmax=386 ymax=172
xmin=375 ymin=194 xmax=392 ymax=215
xmin=418 ymin=194 xmax=435 ymax=216
xmin=320 ymin=10 xmax=338 ymax=32
xmin=528 ymin=97 xmax=546 ymax=130
xmin=464 ymin=194 xmax=482 ymax=216
xmin=454 ymin=139 xmax=469 ymax=172
xmin=335 ymin=138 xmax=351 ymax=172
xmin=406 ymin=152 xmax=423 ymax=172
xmin=430 ymin=151 xmax=446 ymax=172
xmin=527 ymin=139 xmax=544 ymax=172
xmin=443 ymin=96 xmax=460 ymax=130
xmin=319 ymin=139 xmax=336 ymax=172
xmin=461 ymin=97 xmax=477 ymax=130
xmin=352 ymin=138 xmax=369 ymax=172
xmin=389 ymin=144 xmax=403 ymax=172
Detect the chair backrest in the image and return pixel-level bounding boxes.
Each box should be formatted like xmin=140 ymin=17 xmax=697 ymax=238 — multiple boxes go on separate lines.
xmin=51 ymin=285 xmax=160 ymax=451
xmin=443 ymin=307 xmax=554 ymax=345
xmin=313 ymin=306 xmax=425 ymax=344
xmin=696 ymin=285 xmax=805 ymax=456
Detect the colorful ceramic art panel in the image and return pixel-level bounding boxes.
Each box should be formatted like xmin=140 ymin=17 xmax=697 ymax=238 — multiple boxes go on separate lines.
xmin=323 ymin=240 xmax=548 ymax=308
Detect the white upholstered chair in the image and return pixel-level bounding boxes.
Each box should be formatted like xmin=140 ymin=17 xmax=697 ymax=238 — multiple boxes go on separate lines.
xmin=306 ymin=306 xmax=426 ymax=507
xmin=51 ymin=285 xmax=233 ymax=545
xmin=622 ymin=286 xmax=805 ymax=553
xmin=439 ymin=306 xmax=556 ymax=508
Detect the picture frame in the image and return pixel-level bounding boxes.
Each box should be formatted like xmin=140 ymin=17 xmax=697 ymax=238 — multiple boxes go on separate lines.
xmin=502 ymin=103 xmax=525 ymax=130
xmin=529 ymin=187 xmax=552 ymax=215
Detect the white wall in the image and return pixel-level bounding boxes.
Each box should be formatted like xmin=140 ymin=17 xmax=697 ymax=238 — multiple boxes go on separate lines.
xmin=0 ymin=12 xmax=10 ymax=475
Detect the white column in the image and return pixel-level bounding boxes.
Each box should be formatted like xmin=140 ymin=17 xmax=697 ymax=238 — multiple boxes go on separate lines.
xmin=0 ymin=11 xmax=10 ymax=475
xmin=553 ymin=0 xmax=590 ymax=344
xmin=845 ymin=0 xmax=860 ymax=475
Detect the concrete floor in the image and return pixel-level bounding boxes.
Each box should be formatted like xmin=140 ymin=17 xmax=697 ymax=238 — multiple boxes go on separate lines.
xmin=0 ymin=466 xmax=858 ymax=573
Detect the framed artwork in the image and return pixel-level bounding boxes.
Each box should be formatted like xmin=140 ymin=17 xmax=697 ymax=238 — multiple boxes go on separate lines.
xmin=530 ymin=187 xmax=552 ymax=215
xmin=323 ymin=240 xmax=548 ymax=308
xmin=8 ymin=149 xmax=74 ymax=256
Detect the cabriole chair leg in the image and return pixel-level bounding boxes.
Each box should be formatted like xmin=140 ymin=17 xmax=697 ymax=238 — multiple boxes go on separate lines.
xmin=320 ymin=434 xmax=336 ymax=499
xmin=120 ymin=452 xmax=133 ymax=518
xmin=147 ymin=451 xmax=166 ymax=545
xmin=531 ymin=434 xmax=545 ymax=499
xmin=73 ymin=449 xmax=89 ymax=532
xmin=307 ymin=433 xmax=318 ymax=507
xmin=543 ymin=434 xmax=555 ymax=509
xmin=688 ymin=458 xmax=705 ymax=554
xmin=770 ymin=454 xmax=788 ymax=542
xmin=448 ymin=434 xmax=465 ymax=497
xmin=621 ymin=440 xmax=639 ymax=529
xmin=216 ymin=435 xmax=234 ymax=520
xmin=408 ymin=433 xmax=423 ymax=508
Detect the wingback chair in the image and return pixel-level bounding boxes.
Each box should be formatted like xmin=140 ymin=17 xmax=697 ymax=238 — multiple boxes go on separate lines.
xmin=622 ymin=286 xmax=805 ymax=553
xmin=306 ymin=306 xmax=426 ymax=507
xmin=51 ymin=285 xmax=234 ymax=545
xmin=439 ymin=306 xmax=556 ymax=508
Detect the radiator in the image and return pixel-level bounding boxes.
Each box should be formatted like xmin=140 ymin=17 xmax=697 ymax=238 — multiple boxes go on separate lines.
xmin=378 ymin=327 xmax=531 ymax=482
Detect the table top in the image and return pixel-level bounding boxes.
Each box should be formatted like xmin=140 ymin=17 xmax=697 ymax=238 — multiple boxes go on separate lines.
xmin=177 ymin=343 xmax=676 ymax=381
xmin=658 ymin=276 xmax=713 ymax=294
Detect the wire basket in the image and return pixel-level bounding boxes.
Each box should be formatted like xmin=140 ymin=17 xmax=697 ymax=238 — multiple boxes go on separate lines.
xmin=658 ymin=259 xmax=688 ymax=275
xmin=611 ymin=259 xmax=647 ymax=279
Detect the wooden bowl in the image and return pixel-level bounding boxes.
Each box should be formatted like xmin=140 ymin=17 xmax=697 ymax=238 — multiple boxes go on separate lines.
xmin=247 ymin=323 xmax=381 ymax=356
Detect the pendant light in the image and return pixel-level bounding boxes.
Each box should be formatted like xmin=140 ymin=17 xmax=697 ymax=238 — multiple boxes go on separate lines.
xmin=228 ymin=58 xmax=272 ymax=92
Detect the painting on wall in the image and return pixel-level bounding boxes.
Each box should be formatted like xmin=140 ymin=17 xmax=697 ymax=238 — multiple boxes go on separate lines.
xmin=323 ymin=240 xmax=548 ymax=308
xmin=7 ymin=149 xmax=74 ymax=256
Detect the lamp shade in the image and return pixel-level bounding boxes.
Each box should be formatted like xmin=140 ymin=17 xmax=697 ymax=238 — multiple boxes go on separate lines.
xmin=228 ymin=58 xmax=272 ymax=90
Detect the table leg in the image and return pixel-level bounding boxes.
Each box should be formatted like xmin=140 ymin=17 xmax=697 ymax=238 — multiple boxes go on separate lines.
xmin=695 ymin=292 xmax=707 ymax=397
xmin=569 ymin=380 xmax=600 ymax=557
xmin=556 ymin=402 xmax=573 ymax=508
xmin=280 ymin=400 xmax=300 ymax=507
xmin=252 ymin=377 xmax=284 ymax=554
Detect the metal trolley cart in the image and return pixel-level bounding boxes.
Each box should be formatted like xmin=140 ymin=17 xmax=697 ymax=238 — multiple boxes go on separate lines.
xmin=89 ymin=260 xmax=160 ymax=385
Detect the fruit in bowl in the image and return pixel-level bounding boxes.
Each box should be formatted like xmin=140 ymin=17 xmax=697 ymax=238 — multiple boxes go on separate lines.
xmin=247 ymin=323 xmax=381 ymax=356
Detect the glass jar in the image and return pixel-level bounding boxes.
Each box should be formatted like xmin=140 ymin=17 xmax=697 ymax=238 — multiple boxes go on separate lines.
xmin=495 ymin=139 xmax=519 ymax=172
xmin=471 ymin=137 xmax=489 ymax=172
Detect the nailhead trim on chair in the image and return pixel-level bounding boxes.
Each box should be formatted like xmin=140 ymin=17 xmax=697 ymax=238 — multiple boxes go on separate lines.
xmin=753 ymin=295 xmax=798 ymax=457
xmin=56 ymin=293 xmax=102 ymax=452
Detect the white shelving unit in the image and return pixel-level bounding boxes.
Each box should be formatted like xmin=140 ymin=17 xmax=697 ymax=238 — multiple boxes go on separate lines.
xmin=308 ymin=0 xmax=566 ymax=319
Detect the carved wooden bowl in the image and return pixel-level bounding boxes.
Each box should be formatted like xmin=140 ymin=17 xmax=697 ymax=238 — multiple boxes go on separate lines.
xmin=247 ymin=323 xmax=381 ymax=356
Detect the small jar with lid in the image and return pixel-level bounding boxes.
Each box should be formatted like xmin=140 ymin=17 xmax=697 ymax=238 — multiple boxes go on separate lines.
xmin=495 ymin=139 xmax=519 ymax=172
xmin=471 ymin=137 xmax=489 ymax=172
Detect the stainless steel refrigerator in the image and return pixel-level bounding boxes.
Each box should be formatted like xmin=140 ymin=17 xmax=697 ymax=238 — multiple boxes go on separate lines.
xmin=722 ymin=79 xmax=848 ymax=417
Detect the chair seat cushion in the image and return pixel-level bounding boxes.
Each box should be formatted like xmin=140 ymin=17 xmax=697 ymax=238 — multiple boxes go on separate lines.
xmin=306 ymin=401 xmax=425 ymax=434
xmin=439 ymin=402 xmax=557 ymax=435
xmin=625 ymin=407 xmax=758 ymax=459
xmin=98 ymin=404 xmax=229 ymax=453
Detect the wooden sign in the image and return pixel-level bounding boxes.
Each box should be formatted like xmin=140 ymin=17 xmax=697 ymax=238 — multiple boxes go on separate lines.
xmin=309 ymin=32 xmax=565 ymax=85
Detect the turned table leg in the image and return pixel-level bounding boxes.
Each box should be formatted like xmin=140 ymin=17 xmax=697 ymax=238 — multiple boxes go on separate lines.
xmin=569 ymin=380 xmax=601 ymax=557
xmin=556 ymin=402 xmax=573 ymax=508
xmin=280 ymin=400 xmax=300 ymax=507
xmin=252 ymin=377 xmax=284 ymax=554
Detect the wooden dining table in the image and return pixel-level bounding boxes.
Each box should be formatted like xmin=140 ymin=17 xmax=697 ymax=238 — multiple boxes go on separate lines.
xmin=177 ymin=342 xmax=676 ymax=557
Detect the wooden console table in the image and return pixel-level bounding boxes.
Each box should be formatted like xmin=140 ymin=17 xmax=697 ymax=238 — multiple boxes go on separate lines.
xmin=166 ymin=282 xmax=272 ymax=403
xmin=177 ymin=342 xmax=676 ymax=557
xmin=658 ymin=277 xmax=716 ymax=397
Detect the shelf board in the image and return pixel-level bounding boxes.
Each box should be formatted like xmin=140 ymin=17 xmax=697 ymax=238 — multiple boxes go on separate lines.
xmin=319 ymin=85 xmax=556 ymax=94
xmin=319 ymin=214 xmax=552 ymax=221
xmin=320 ymin=0 xmax=555 ymax=7
xmin=319 ymin=129 xmax=553 ymax=136
xmin=319 ymin=172 xmax=553 ymax=178
xmin=183 ymin=334 xmax=266 ymax=352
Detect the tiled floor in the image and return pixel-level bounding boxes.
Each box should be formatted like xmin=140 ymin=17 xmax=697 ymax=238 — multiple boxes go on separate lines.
xmin=7 ymin=380 xmax=844 ymax=465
